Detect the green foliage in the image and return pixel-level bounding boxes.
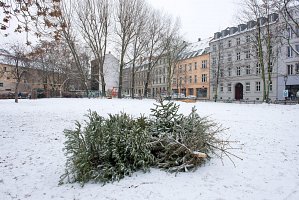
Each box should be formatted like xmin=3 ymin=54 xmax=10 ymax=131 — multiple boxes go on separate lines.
xmin=149 ymin=99 xmax=224 ymax=172
xmin=61 ymin=100 xmax=237 ymax=185
xmin=61 ymin=111 xmax=154 ymax=185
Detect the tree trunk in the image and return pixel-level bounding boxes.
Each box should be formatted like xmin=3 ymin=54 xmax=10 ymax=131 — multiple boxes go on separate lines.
xmin=14 ymin=82 xmax=19 ymax=103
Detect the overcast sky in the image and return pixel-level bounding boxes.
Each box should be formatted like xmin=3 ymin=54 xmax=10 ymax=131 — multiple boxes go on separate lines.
xmin=0 ymin=0 xmax=240 ymax=49
xmin=148 ymin=0 xmax=240 ymax=42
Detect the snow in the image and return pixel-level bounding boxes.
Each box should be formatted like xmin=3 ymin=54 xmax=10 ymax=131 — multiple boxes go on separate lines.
xmin=0 ymin=98 xmax=299 ymax=200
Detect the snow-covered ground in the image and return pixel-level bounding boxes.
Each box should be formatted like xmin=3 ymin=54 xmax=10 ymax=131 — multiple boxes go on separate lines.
xmin=0 ymin=98 xmax=299 ymax=200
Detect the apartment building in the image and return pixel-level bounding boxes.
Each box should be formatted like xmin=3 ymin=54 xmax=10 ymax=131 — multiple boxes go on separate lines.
xmin=277 ymin=8 xmax=299 ymax=100
xmin=173 ymin=38 xmax=211 ymax=99
xmin=90 ymin=52 xmax=119 ymax=95
xmin=0 ymin=62 xmax=66 ymax=98
xmin=209 ymin=13 xmax=281 ymax=101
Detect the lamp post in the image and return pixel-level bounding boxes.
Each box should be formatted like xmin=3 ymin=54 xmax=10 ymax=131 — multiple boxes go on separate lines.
xmin=283 ymin=75 xmax=288 ymax=104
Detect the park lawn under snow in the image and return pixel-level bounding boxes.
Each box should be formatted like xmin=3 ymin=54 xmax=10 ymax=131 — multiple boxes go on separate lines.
xmin=0 ymin=98 xmax=299 ymax=200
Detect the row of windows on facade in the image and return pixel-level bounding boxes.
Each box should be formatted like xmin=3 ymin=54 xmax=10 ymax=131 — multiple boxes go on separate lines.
xmin=212 ymin=64 xmax=274 ymax=78
xmin=212 ymin=35 xmax=252 ymax=51
xmin=211 ymin=48 xmax=275 ymax=64
xmin=172 ymin=74 xmax=208 ymax=85
xmin=212 ymin=26 xmax=299 ymax=51
xmin=214 ymin=81 xmax=272 ymax=93
xmin=176 ymin=60 xmax=208 ymax=73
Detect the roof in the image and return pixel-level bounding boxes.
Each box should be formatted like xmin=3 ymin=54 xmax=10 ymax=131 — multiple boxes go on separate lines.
xmin=178 ymin=38 xmax=212 ymax=60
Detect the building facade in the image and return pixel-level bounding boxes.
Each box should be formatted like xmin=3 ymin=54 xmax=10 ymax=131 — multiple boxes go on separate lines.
xmin=277 ymin=8 xmax=299 ymax=100
xmin=90 ymin=52 xmax=119 ymax=95
xmin=209 ymin=13 xmax=281 ymax=101
xmin=173 ymin=38 xmax=211 ymax=99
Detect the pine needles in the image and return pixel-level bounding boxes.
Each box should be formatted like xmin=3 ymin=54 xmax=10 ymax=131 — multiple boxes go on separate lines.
xmin=60 ymin=99 xmax=240 ymax=185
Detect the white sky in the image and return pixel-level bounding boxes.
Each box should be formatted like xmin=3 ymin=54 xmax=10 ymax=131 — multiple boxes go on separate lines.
xmin=148 ymin=0 xmax=240 ymax=42
xmin=0 ymin=0 xmax=240 ymax=48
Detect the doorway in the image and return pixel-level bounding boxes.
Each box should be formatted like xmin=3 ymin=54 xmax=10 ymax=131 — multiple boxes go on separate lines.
xmin=235 ymin=83 xmax=243 ymax=100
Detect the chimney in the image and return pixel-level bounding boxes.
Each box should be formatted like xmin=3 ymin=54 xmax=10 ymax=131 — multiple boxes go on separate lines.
xmin=108 ymin=51 xmax=111 ymax=54
xmin=198 ymin=38 xmax=201 ymax=42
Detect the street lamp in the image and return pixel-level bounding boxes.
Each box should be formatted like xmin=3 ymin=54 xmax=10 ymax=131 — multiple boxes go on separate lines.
xmin=283 ymin=75 xmax=288 ymax=104
xmin=283 ymin=75 xmax=288 ymax=90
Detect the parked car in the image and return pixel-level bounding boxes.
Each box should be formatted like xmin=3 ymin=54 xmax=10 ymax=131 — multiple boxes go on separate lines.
xmin=171 ymin=93 xmax=185 ymax=99
xmin=186 ymin=95 xmax=196 ymax=100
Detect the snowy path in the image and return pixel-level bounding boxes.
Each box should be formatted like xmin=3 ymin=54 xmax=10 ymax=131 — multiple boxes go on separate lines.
xmin=0 ymin=99 xmax=299 ymax=200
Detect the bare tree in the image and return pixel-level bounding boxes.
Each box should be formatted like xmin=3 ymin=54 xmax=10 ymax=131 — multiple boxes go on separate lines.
xmin=240 ymin=0 xmax=281 ymax=102
xmin=278 ymin=0 xmax=299 ymax=55
xmin=2 ymin=43 xmax=30 ymax=103
xmin=115 ymin=0 xmax=146 ymax=98
xmin=142 ymin=9 xmax=179 ymax=98
xmin=58 ymin=1 xmax=90 ymax=96
xmin=164 ymin=35 xmax=186 ymax=97
xmin=75 ymin=0 xmax=110 ymax=97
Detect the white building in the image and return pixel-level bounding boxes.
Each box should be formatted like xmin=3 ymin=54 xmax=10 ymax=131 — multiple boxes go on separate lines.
xmin=91 ymin=52 xmax=119 ymax=95
xmin=209 ymin=13 xmax=283 ymax=102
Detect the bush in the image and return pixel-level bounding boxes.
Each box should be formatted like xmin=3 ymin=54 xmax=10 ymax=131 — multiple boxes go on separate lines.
xmin=61 ymin=100 xmax=239 ymax=185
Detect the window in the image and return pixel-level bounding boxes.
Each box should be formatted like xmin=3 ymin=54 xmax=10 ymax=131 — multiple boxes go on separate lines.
xmin=219 ymin=42 xmax=223 ymax=49
xmin=228 ymin=67 xmax=232 ymax=76
xmin=189 ymin=63 xmax=192 ymax=71
xmin=189 ymin=76 xmax=192 ymax=83
xmin=228 ymin=40 xmax=231 ymax=47
xmin=189 ymin=88 xmax=194 ymax=95
xmin=3 ymin=67 xmax=6 ymax=71
xmin=287 ymin=46 xmax=293 ymax=57
xmin=245 ymin=50 xmax=251 ymax=59
xmin=246 ymin=82 xmax=250 ymax=91
xmin=179 ymin=77 xmax=183 ymax=85
xmin=236 ymin=38 xmax=241 ymax=45
xmin=287 ymin=27 xmax=292 ymax=39
xmin=246 ymin=66 xmax=251 ymax=75
xmin=202 ymin=74 xmax=207 ymax=82
xmin=184 ymin=64 xmax=187 ymax=72
xmin=202 ymin=60 xmax=207 ymax=68
xmin=173 ymin=78 xmax=176 ymax=85
xmin=256 ymin=81 xmax=261 ymax=91
xmin=220 ymin=55 xmax=224 ymax=63
xmin=246 ymin=35 xmax=251 ymax=43
xmin=228 ymin=53 xmax=232 ymax=62
xmin=237 ymin=66 xmax=241 ymax=76
xmin=163 ymin=76 xmax=166 ymax=83
xmin=256 ymin=63 xmax=261 ymax=74
xmin=296 ymin=63 xmax=299 ymax=74
xmin=0 ymin=83 xmax=3 ymax=87
xmin=194 ymin=62 xmax=198 ymax=70
xmin=228 ymin=83 xmax=232 ymax=92
xmin=287 ymin=64 xmax=293 ymax=75
xmin=212 ymin=44 xmax=216 ymax=52
xmin=179 ymin=65 xmax=182 ymax=73
xmin=220 ymin=83 xmax=223 ymax=92
xmin=269 ymin=81 xmax=272 ymax=92
xmin=194 ymin=75 xmax=198 ymax=83
xmin=212 ymin=57 xmax=216 ymax=65
xmin=237 ymin=52 xmax=241 ymax=60
xmin=212 ymin=70 xmax=216 ymax=78
xmin=220 ymin=69 xmax=224 ymax=77
xmin=268 ymin=62 xmax=273 ymax=73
